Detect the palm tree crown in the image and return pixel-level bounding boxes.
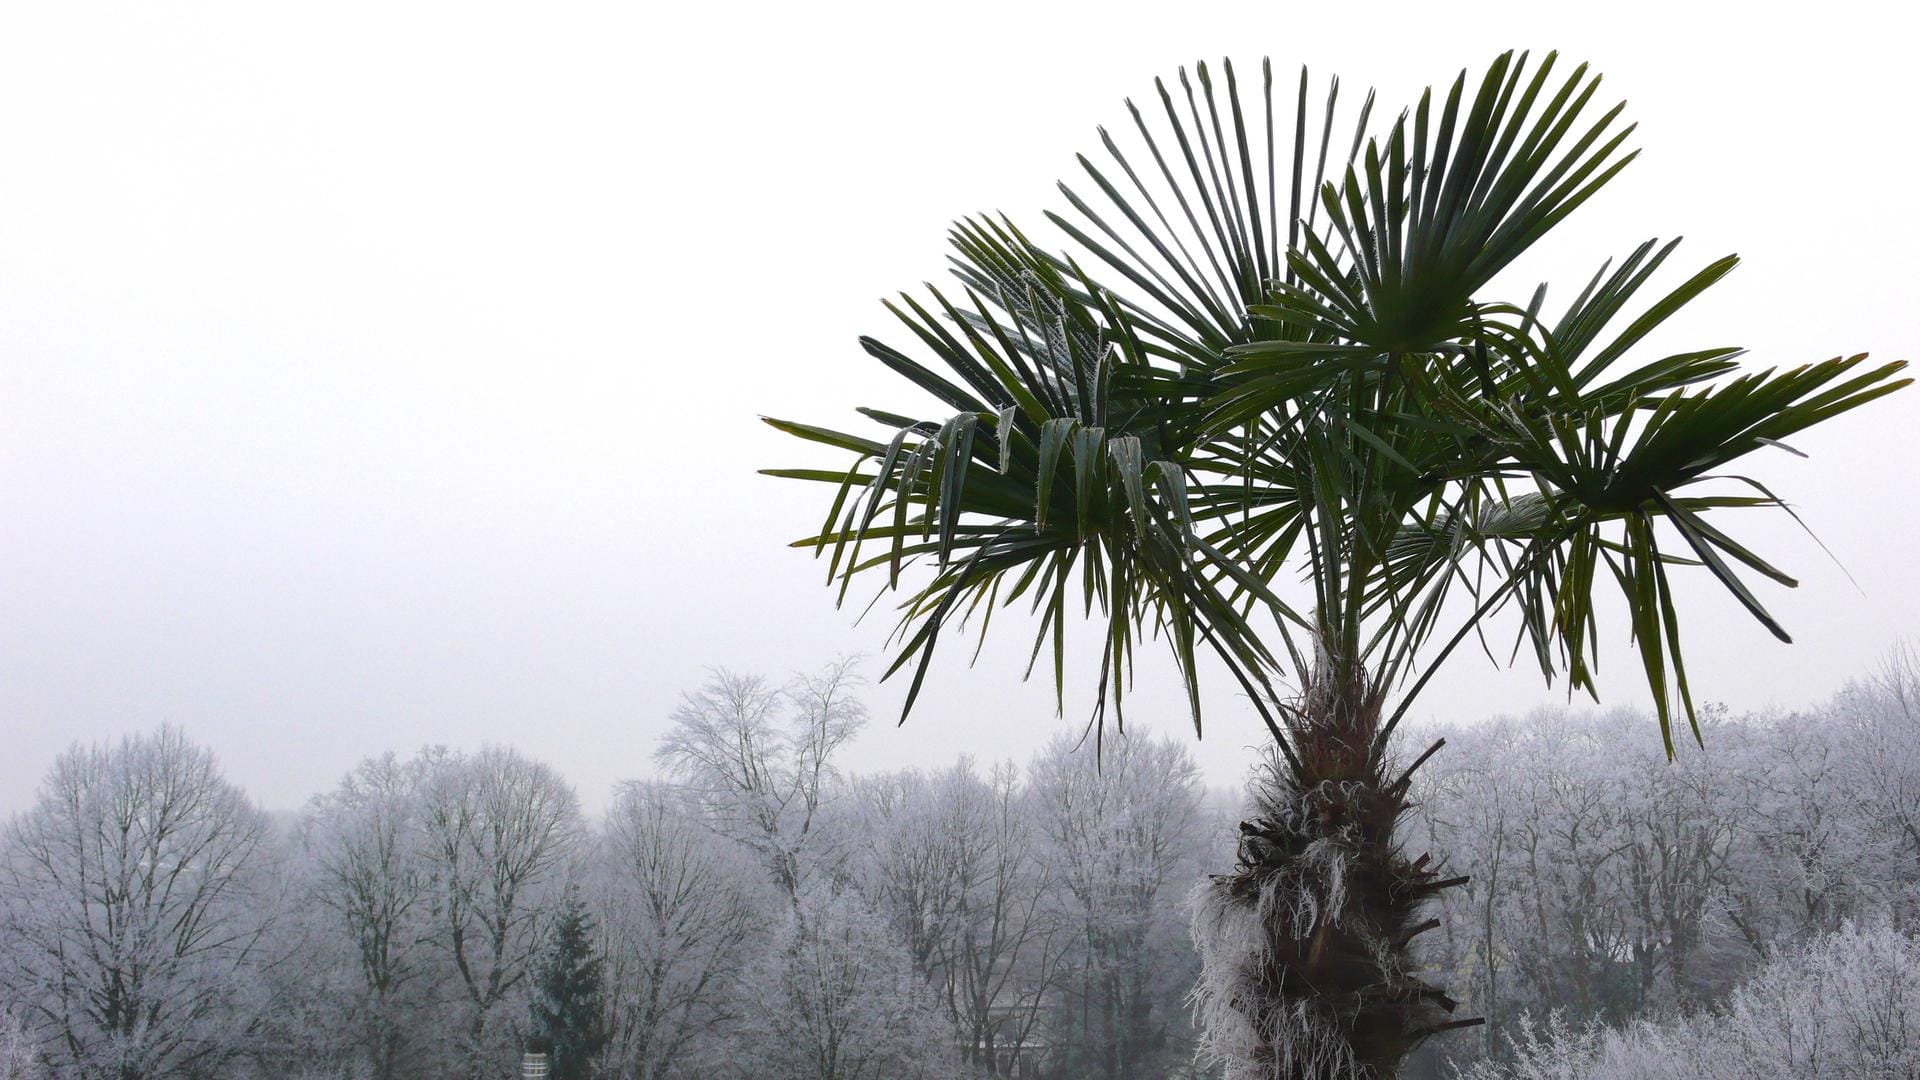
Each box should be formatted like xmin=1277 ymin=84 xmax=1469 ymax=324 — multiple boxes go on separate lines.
xmin=766 ymin=49 xmax=1906 ymax=770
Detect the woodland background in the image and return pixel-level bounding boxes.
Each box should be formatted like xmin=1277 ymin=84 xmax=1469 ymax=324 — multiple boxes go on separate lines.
xmin=2 ymin=649 xmax=1917 ymax=1079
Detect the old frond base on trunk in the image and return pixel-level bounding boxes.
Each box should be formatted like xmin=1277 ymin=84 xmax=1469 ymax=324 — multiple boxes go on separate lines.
xmin=1193 ymin=672 xmax=1474 ymax=1079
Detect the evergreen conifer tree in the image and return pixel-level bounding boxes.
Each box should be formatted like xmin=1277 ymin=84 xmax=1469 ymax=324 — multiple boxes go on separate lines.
xmin=528 ymin=886 xmax=607 ymax=1080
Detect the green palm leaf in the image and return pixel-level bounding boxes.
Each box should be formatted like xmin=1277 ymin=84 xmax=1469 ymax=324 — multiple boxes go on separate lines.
xmin=766 ymin=50 xmax=1909 ymax=772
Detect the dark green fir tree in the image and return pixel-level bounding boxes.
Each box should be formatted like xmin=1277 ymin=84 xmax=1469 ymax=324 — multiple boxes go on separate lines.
xmin=528 ymin=885 xmax=607 ymax=1080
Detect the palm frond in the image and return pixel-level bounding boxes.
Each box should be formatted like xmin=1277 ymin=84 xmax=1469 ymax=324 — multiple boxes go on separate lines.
xmin=767 ymin=50 xmax=1910 ymax=767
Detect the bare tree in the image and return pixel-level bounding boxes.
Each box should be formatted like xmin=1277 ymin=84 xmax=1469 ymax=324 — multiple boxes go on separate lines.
xmin=931 ymin=761 xmax=1066 ymax=1076
xmin=0 ymin=726 xmax=275 ymax=1079
xmin=300 ymin=751 xmax=440 ymax=1079
xmin=1030 ymin=729 xmax=1205 ymax=1080
xmin=848 ymin=760 xmax=1067 ymax=1075
xmin=0 ymin=1006 xmax=37 ymax=1080
xmin=653 ymin=660 xmax=865 ymax=899
xmin=1413 ymin=723 xmax=1515 ymax=1063
xmin=1839 ymin=643 xmax=1920 ymax=920
xmin=597 ymin=780 xmax=755 ymax=1080
xmin=735 ymin=883 xmax=961 ymax=1080
xmin=848 ymin=768 xmax=967 ymax=973
xmin=416 ymin=746 xmax=582 ymax=1078
xmin=1459 ymin=923 xmax=1920 ymax=1080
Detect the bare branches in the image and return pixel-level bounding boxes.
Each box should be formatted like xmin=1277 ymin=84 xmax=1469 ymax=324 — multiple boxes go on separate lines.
xmin=0 ymin=727 xmax=274 ymax=1079
xmin=654 ymin=660 xmax=868 ymax=899
xmin=416 ymin=746 xmax=583 ymax=1076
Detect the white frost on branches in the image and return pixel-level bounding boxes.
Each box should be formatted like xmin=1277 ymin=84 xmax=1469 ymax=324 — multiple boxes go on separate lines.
xmin=0 ymin=726 xmax=275 ymax=1078
xmin=735 ymin=883 xmax=962 ymax=1080
xmin=653 ymin=661 xmax=865 ymax=899
xmin=1458 ymin=922 xmax=1920 ymax=1080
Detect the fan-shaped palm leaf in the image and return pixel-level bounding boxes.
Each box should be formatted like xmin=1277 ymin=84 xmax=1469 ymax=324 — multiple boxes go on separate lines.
xmin=763 ymin=50 xmax=1906 ymax=1078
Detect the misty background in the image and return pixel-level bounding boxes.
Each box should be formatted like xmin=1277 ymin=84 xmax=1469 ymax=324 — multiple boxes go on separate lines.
xmin=3 ymin=0 xmax=1915 ymax=814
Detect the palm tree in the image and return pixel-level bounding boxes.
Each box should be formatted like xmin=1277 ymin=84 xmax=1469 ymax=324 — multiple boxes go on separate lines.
xmin=762 ymin=51 xmax=1907 ymax=1079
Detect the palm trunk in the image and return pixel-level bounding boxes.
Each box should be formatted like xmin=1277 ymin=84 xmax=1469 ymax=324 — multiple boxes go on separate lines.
xmin=1192 ymin=662 xmax=1473 ymax=1079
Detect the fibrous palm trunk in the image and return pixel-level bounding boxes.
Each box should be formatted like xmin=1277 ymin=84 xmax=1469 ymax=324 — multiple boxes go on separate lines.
xmin=1191 ymin=663 xmax=1473 ymax=1079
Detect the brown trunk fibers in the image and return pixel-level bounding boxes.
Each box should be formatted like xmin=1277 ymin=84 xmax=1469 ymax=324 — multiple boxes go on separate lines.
xmin=1191 ymin=664 xmax=1479 ymax=1079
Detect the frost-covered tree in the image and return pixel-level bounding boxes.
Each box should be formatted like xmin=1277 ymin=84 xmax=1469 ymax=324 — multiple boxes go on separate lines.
xmin=0 ymin=726 xmax=276 ymax=1079
xmin=736 ymin=884 xmax=961 ymax=1080
xmin=765 ymin=47 xmax=1907 ymax=1078
xmin=654 ymin=660 xmax=864 ymax=899
xmin=1413 ymin=710 xmax=1752 ymax=1051
xmin=1409 ymin=727 xmax=1514 ymax=1064
xmin=596 ymin=780 xmax=755 ymax=1080
xmin=1030 ymin=729 xmax=1205 ymax=1078
xmin=417 ymin=745 xmax=582 ymax=1078
xmin=2 ymin=654 xmax=1916 ymax=1079
xmin=1833 ymin=643 xmax=1920 ymax=921
xmin=847 ymin=761 xmax=1065 ymax=1073
xmin=0 ymin=1005 xmax=37 ymax=1080
xmin=846 ymin=768 xmax=966 ymax=973
xmin=1406 ymin=675 xmax=1920 ymax=1075
xmin=1458 ymin=923 xmax=1920 ymax=1080
xmin=299 ymin=751 xmax=440 ymax=1079
xmin=928 ymin=762 xmax=1065 ymax=1074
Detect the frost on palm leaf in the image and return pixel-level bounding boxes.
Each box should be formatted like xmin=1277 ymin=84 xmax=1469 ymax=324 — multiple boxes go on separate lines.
xmin=764 ymin=48 xmax=1908 ymax=1080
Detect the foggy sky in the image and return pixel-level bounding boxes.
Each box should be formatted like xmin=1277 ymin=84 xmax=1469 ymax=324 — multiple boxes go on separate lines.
xmin=3 ymin=1 xmax=1915 ymax=815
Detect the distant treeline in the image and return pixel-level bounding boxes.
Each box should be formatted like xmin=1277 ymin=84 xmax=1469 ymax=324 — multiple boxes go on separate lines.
xmin=2 ymin=651 xmax=1917 ymax=1079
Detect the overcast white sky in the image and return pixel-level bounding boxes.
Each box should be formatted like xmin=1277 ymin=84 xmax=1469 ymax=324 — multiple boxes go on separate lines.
xmin=2 ymin=1 xmax=1915 ymax=814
